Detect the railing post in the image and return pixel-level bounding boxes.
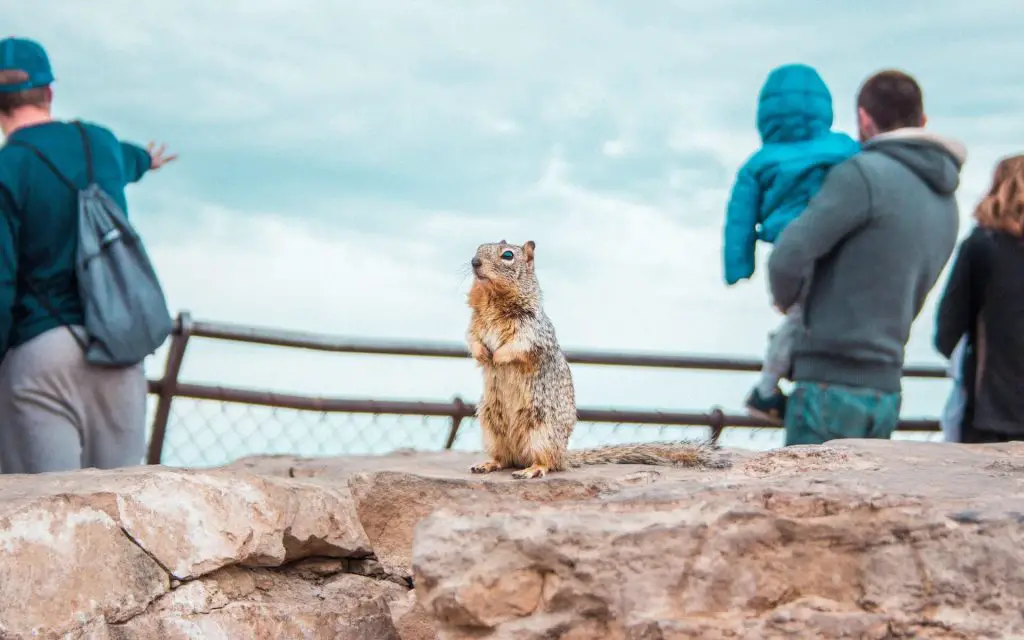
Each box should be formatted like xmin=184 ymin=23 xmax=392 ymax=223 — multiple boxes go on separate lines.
xmin=443 ymin=396 xmax=467 ymax=450
xmin=146 ymin=312 xmax=194 ymax=465
xmin=708 ymin=406 xmax=726 ymax=445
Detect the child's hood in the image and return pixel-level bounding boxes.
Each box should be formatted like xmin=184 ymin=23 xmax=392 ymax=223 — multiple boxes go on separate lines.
xmin=756 ymin=64 xmax=834 ymax=144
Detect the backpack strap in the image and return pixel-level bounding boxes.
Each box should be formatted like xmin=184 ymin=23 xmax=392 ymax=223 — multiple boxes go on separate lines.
xmin=71 ymin=121 xmax=95 ymax=185
xmin=8 ymin=121 xmax=94 ymax=188
xmin=19 ymin=275 xmax=90 ymax=353
xmin=4 ymin=130 xmax=91 ymax=354
xmin=4 ymin=139 xmax=78 ymax=191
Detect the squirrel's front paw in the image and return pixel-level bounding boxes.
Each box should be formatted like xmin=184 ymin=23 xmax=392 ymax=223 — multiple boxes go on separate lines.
xmin=470 ymin=460 xmax=504 ymax=474
xmin=490 ymin=345 xmax=520 ymax=365
xmin=469 ymin=341 xmax=492 ymax=365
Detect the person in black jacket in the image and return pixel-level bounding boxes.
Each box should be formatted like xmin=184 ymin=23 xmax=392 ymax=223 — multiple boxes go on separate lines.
xmin=935 ymin=154 xmax=1024 ymax=443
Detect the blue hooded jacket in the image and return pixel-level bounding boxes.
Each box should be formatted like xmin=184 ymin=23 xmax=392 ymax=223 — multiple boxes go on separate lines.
xmin=722 ymin=64 xmax=860 ymax=285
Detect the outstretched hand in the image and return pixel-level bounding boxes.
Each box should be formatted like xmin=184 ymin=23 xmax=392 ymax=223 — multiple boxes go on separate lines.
xmin=146 ymin=142 xmax=179 ymax=171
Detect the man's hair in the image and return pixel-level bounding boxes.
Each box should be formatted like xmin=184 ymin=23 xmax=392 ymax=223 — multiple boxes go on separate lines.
xmin=0 ymin=69 xmax=49 ymax=115
xmin=975 ymin=155 xmax=1024 ymax=237
xmin=856 ymin=69 xmax=925 ymax=132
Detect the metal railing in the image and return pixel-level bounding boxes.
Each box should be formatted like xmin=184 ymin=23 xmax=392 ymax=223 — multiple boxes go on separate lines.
xmin=144 ymin=312 xmax=946 ymax=466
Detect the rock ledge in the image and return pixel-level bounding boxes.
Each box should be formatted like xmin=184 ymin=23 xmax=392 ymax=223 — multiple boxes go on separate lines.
xmin=0 ymin=441 xmax=1019 ymax=638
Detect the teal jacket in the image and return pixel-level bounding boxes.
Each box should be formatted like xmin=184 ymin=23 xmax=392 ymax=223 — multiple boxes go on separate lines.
xmin=723 ymin=64 xmax=860 ymax=285
xmin=0 ymin=120 xmax=151 ymax=356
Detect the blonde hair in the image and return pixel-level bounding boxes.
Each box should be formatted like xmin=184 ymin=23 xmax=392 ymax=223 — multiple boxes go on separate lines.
xmin=975 ymin=155 xmax=1024 ymax=236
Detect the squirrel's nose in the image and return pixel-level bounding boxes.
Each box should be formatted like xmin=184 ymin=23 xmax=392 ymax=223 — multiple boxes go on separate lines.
xmin=471 ymin=257 xmax=482 ymax=268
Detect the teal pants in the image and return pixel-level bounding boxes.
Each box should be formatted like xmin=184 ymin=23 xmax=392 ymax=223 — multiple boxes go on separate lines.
xmin=784 ymin=381 xmax=902 ymax=446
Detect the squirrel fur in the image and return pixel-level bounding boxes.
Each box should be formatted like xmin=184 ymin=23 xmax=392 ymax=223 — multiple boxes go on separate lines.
xmin=466 ymin=239 xmax=728 ymax=479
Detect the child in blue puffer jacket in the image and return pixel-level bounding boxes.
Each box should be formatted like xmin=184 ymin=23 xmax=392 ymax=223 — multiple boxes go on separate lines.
xmin=722 ymin=63 xmax=860 ymax=423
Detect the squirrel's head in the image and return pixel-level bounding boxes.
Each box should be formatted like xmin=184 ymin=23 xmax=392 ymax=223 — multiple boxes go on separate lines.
xmin=469 ymin=240 xmax=540 ymax=306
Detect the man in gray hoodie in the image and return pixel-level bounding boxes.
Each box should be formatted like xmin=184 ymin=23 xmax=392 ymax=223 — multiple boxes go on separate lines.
xmin=767 ymin=69 xmax=966 ymax=446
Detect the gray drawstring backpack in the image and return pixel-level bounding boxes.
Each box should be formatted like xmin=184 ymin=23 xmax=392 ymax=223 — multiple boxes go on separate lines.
xmin=9 ymin=121 xmax=172 ymax=366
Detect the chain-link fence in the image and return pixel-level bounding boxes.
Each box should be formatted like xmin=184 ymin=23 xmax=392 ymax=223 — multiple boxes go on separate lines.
xmin=158 ymin=398 xmax=723 ymax=467
xmin=146 ymin=314 xmax=949 ymax=468
xmin=157 ymin=397 xmax=947 ymax=468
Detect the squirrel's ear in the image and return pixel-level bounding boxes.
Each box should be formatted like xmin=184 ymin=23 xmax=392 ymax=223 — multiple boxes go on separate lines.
xmin=523 ymin=240 xmax=536 ymax=262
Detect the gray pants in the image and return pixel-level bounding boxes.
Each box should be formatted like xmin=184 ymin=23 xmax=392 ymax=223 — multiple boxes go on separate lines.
xmin=0 ymin=326 xmax=147 ymax=474
xmin=757 ymin=304 xmax=803 ymax=396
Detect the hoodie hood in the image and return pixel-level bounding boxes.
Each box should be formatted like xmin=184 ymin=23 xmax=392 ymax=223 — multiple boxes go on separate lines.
xmin=864 ymin=128 xmax=967 ymax=195
xmin=757 ymin=64 xmax=834 ymax=144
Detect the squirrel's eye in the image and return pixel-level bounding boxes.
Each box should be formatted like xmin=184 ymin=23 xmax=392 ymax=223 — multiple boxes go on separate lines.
xmin=500 ymin=250 xmax=514 ymax=261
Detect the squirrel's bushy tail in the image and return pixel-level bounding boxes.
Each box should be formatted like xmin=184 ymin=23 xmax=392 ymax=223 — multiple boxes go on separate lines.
xmin=565 ymin=440 xmax=730 ymax=470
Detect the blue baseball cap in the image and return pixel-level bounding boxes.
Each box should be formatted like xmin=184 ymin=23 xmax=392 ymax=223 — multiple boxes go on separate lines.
xmin=0 ymin=37 xmax=53 ymax=93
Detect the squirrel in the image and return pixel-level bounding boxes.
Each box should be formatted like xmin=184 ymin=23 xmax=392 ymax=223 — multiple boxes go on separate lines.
xmin=466 ymin=239 xmax=729 ymax=480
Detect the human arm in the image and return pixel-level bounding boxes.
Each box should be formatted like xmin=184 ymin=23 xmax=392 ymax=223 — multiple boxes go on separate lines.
xmin=120 ymin=141 xmax=178 ymax=183
xmin=934 ymin=230 xmax=986 ymax=359
xmin=119 ymin=142 xmax=151 ymax=183
xmin=0 ymin=186 xmax=19 ymax=357
xmin=767 ymin=160 xmax=871 ymax=311
xmin=722 ymin=163 xmax=761 ymax=286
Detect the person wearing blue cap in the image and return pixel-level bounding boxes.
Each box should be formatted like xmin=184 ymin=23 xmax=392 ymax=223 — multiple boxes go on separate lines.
xmin=0 ymin=37 xmax=177 ymax=473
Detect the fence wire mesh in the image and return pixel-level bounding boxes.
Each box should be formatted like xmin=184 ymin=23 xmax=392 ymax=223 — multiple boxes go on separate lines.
xmin=144 ymin=316 xmax=949 ymax=467
xmin=157 ymin=396 xmax=944 ymax=468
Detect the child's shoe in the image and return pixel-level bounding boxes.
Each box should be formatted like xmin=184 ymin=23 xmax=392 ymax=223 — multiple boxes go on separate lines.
xmin=745 ymin=387 xmax=788 ymax=424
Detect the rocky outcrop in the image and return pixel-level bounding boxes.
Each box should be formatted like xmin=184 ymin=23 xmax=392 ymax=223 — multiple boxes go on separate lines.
xmin=414 ymin=440 xmax=1024 ymax=639
xmin=2 ymin=441 xmax=1023 ymax=638
xmin=0 ymin=455 xmax=430 ymax=640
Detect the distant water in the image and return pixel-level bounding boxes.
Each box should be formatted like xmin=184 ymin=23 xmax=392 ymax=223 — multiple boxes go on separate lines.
xmin=154 ymin=398 xmax=945 ymax=468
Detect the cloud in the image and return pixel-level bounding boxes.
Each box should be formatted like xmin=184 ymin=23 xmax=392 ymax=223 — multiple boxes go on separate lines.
xmin=10 ymin=0 xmax=1024 ymax=463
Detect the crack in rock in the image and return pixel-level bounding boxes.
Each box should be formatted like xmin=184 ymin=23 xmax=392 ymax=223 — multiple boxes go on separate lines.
xmin=120 ymin=525 xmax=177 ymax=580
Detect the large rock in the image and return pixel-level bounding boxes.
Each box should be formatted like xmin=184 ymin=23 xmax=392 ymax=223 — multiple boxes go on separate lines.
xmin=0 ymin=495 xmax=168 ymax=639
xmin=347 ymin=466 xmax=656 ymax=577
xmin=0 ymin=459 xmax=414 ymax=639
xmin=411 ymin=440 xmax=1024 ymax=639
xmin=5 ymin=440 xmax=1023 ymax=638
xmin=0 ymin=447 xmax=714 ymax=639
xmin=115 ymin=471 xmax=371 ymax=579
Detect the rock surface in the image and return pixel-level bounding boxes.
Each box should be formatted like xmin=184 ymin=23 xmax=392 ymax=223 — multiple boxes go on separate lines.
xmin=1 ymin=440 xmax=1022 ymax=638
xmin=413 ymin=440 xmax=1024 ymax=639
xmin=0 ymin=454 xmax=429 ymax=640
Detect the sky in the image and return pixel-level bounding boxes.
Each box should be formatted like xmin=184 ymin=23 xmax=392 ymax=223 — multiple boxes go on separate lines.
xmin=9 ymin=1 xmax=1024 ymax=463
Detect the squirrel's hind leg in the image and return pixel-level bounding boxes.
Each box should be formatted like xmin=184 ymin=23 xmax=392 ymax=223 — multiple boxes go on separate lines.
xmin=511 ymin=431 xmax=562 ymax=480
xmin=472 ymin=400 xmax=510 ymax=474
xmin=511 ymin=464 xmax=549 ymax=479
